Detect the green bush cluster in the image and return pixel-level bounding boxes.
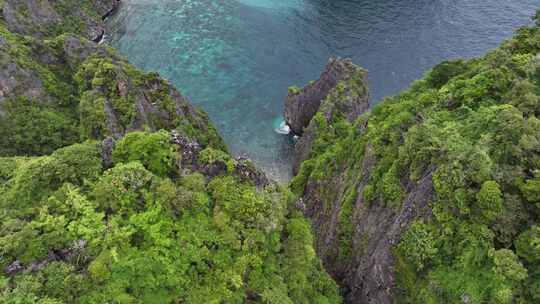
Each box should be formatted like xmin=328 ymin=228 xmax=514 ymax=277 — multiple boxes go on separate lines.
xmin=0 ymin=131 xmax=341 ymax=303
xmin=112 ymin=131 xmax=176 ymax=177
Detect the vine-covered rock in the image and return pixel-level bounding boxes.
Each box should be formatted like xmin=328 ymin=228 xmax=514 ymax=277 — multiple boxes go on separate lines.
xmin=287 ymin=58 xmax=370 ymax=174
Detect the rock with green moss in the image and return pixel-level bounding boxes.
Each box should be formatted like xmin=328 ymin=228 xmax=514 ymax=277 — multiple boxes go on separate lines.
xmin=288 ymin=58 xmax=370 ymax=174
xmin=284 ymin=57 xmax=369 ymax=136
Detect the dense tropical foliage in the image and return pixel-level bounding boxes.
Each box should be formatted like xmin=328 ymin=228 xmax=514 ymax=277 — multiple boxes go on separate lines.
xmin=0 ymin=134 xmax=341 ymax=303
xmin=1 ymin=0 xmax=540 ymax=303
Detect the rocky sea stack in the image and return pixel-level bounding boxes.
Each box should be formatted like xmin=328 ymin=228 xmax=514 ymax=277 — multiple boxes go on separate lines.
xmin=284 ymin=58 xmax=369 ymax=137
xmin=284 ymin=57 xmax=370 ymax=174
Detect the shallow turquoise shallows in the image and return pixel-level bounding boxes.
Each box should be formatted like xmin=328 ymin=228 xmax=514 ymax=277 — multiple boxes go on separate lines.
xmin=106 ymin=0 xmax=540 ymax=181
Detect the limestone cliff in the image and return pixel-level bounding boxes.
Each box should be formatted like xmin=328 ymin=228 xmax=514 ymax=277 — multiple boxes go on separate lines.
xmin=284 ymin=58 xmax=369 ymax=174
xmin=284 ymin=58 xmax=369 ymax=137
xmin=288 ymin=17 xmax=540 ymax=303
xmin=2 ymin=0 xmax=119 ymax=41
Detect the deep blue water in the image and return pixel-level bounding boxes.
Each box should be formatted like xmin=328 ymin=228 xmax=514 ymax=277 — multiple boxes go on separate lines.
xmin=107 ymin=0 xmax=540 ymax=181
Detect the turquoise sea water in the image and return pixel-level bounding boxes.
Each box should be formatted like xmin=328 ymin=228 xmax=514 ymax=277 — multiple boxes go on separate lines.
xmin=107 ymin=0 xmax=540 ymax=181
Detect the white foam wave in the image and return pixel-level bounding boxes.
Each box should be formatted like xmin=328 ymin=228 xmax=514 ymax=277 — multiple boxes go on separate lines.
xmin=275 ymin=121 xmax=291 ymax=135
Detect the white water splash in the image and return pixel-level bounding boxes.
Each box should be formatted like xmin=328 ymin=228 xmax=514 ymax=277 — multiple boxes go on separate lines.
xmin=275 ymin=120 xmax=291 ymax=135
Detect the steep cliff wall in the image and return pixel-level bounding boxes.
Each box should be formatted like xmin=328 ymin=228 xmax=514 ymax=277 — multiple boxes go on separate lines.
xmin=288 ymin=14 xmax=540 ymax=304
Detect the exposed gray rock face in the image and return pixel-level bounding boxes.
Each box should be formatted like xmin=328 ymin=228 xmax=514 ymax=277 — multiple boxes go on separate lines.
xmin=284 ymin=58 xmax=368 ymax=136
xmin=101 ymin=137 xmax=116 ymax=169
xmin=2 ymin=0 xmax=61 ymax=37
xmin=170 ymin=131 xmax=269 ymax=187
xmin=343 ymin=170 xmax=433 ymax=304
xmin=0 ymin=0 xmax=116 ymax=109
xmin=0 ymin=60 xmax=46 ymax=107
xmin=94 ymin=0 xmax=121 ymax=18
xmin=288 ymin=59 xmax=434 ymax=304
xmin=298 ymin=144 xmax=434 ymax=304
xmin=290 ymin=58 xmax=370 ymax=174
xmin=171 ymin=130 xmax=202 ymax=170
xmin=5 ymin=240 xmax=87 ymax=275
xmin=233 ymin=156 xmax=269 ymax=188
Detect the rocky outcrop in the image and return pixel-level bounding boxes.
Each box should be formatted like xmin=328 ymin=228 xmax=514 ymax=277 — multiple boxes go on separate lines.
xmin=284 ymin=58 xmax=369 ymax=136
xmin=0 ymin=0 xmax=117 ymax=107
xmin=75 ymin=48 xmax=224 ymax=147
xmin=100 ymin=137 xmax=116 ymax=169
xmin=5 ymin=240 xmax=87 ymax=275
xmin=171 ymin=130 xmax=269 ymax=187
xmin=289 ymin=58 xmax=369 ymax=174
xmin=288 ymin=59 xmax=434 ymax=304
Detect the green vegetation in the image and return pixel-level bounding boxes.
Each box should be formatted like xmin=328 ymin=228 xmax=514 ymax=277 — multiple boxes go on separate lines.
xmin=0 ymin=97 xmax=79 ymax=156
xmin=288 ymin=86 xmax=302 ymax=95
xmin=291 ymin=12 xmax=540 ymax=303
xmin=2 ymin=1 xmax=540 ymax=303
xmin=112 ymin=131 xmax=176 ymax=177
xmin=0 ymin=132 xmax=341 ymax=303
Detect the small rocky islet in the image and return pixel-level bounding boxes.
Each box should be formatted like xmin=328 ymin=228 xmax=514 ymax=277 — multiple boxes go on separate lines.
xmin=1 ymin=1 xmax=540 ymax=303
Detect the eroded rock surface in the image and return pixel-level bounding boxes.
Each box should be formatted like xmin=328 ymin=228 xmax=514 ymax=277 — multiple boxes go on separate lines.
xmin=289 ymin=58 xmax=369 ymax=174
xmin=284 ymin=58 xmax=368 ymax=136
xmin=288 ymin=59 xmax=434 ymax=304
